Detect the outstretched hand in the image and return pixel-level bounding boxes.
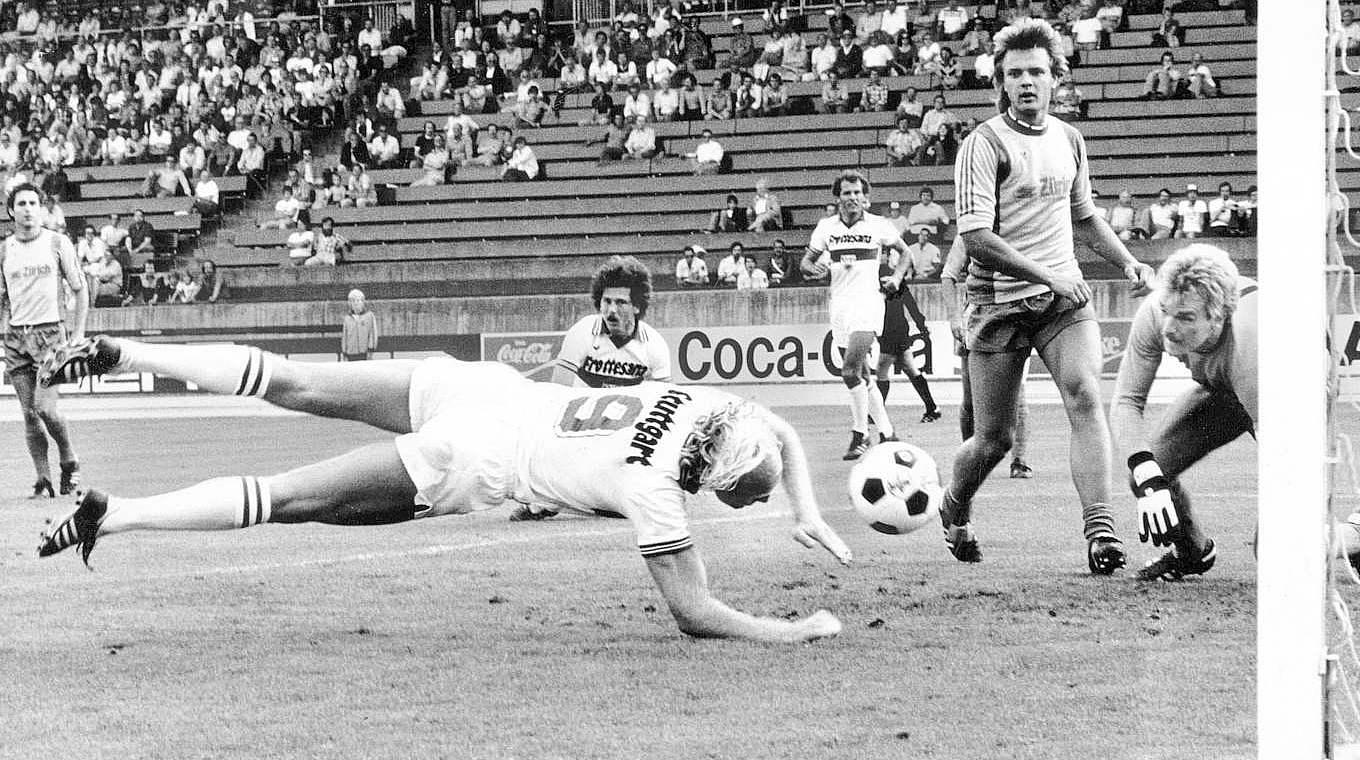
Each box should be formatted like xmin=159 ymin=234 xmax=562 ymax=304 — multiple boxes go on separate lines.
xmin=793 ymin=518 xmax=853 ymax=566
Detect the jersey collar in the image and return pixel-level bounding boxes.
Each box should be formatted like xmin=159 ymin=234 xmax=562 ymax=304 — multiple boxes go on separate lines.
xmin=1002 ymin=108 xmax=1048 ymax=136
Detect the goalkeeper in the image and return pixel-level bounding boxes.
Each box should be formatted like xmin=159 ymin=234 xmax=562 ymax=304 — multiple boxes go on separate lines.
xmin=1111 ymin=244 xmax=1257 ymax=581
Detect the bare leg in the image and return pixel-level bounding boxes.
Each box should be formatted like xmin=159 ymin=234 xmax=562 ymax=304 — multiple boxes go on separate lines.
xmin=11 ymin=371 xmax=51 ymax=480
xmin=1035 ymin=322 xmax=1112 ymax=516
xmin=945 ymin=349 xmax=1028 ymax=522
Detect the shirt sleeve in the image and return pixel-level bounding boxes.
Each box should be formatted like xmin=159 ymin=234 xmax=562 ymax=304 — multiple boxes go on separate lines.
xmin=645 ymin=324 xmax=672 ymax=381
xmin=1065 ymin=124 xmax=1098 ymax=222
xmin=55 ymin=233 xmax=85 ymax=292
xmin=1231 ymin=288 xmax=1258 ymax=427
xmin=555 ymin=316 xmax=592 ymax=374
xmin=806 ymin=218 xmax=828 ymax=254
xmin=953 ymin=130 xmax=999 ymax=235
xmin=629 ymin=478 xmax=692 ymax=557
xmin=1111 ymin=297 xmax=1165 ymax=420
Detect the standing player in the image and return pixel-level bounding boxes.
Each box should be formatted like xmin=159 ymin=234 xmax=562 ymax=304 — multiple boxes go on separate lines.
xmin=39 ymin=337 xmax=852 ymax=644
xmin=945 ymin=19 xmax=1154 ymax=573
xmin=1111 ymin=244 xmax=1256 ymax=581
xmin=801 ymin=170 xmax=912 ymax=460
xmin=941 ymin=236 xmax=1033 ymax=478
xmin=553 ymin=255 xmax=671 ymax=388
xmin=2 ymin=183 xmax=88 ymax=498
xmin=875 ymin=252 xmax=942 ymax=424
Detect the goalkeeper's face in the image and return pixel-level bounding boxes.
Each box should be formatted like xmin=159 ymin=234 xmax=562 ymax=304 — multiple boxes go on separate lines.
xmin=1158 ymin=290 xmax=1223 ymax=354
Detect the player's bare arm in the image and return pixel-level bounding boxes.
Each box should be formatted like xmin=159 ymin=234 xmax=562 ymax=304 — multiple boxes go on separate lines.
xmin=1072 ymin=213 xmax=1154 ymax=297
xmin=800 ymin=247 xmax=828 ymax=279
xmin=960 ymin=228 xmax=1091 ymax=305
xmin=761 ymin=411 xmax=853 ymax=565
xmin=644 ymin=547 xmax=842 ymax=643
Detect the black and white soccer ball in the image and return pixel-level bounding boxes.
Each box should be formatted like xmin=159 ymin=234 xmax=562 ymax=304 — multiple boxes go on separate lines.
xmin=847 ymin=442 xmax=942 ymax=536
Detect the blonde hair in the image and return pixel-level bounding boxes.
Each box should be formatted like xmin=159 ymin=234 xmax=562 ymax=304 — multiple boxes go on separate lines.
xmin=686 ymin=401 xmax=782 ymax=491
xmin=991 ymin=18 xmax=1068 ymax=112
xmin=1157 ymin=244 xmax=1241 ymax=321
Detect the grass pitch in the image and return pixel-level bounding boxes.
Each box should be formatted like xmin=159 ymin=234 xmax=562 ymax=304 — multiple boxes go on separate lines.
xmin=0 ymin=402 xmax=1254 ymax=759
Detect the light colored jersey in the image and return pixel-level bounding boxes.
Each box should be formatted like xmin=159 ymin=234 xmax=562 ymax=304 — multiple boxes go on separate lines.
xmin=556 ymin=315 xmax=671 ymax=387
xmin=1113 ymin=278 xmax=1258 ymax=426
xmin=0 ymin=229 xmax=84 ymax=326
xmin=808 ymin=211 xmax=901 ymax=302
xmin=954 ymin=111 xmax=1098 ymax=304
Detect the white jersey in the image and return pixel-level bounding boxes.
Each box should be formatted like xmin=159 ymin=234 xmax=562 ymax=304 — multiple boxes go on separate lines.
xmin=808 ymin=211 xmax=901 ymax=302
xmin=556 ymin=315 xmax=671 ymax=388
xmin=400 ymin=358 xmax=738 ymax=557
xmin=0 ymin=229 xmax=83 ymax=326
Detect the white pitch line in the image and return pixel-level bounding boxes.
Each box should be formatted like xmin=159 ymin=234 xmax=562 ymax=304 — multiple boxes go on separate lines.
xmin=50 ymin=509 xmax=797 ymax=584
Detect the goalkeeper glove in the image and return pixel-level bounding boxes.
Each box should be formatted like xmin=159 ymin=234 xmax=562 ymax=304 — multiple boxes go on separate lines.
xmin=1129 ymin=451 xmax=1178 ymax=547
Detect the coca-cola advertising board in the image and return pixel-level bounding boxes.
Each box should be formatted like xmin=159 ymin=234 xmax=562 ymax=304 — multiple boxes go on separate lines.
xmin=480 ymin=332 xmax=565 ymax=379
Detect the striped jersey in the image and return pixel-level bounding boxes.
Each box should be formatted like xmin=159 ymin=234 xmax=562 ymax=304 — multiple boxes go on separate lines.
xmin=808 ymin=211 xmax=902 ymax=301
xmin=556 ymin=315 xmax=671 ymax=388
xmin=954 ymin=111 xmax=1099 ymax=304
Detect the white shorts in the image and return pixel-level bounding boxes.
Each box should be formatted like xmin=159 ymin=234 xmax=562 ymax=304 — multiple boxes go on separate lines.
xmin=830 ymin=297 xmax=884 ymax=348
xmin=394 ymin=357 xmax=530 ymax=518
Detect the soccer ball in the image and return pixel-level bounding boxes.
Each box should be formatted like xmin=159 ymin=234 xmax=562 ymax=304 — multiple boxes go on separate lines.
xmin=847 ymin=442 xmax=943 ymax=536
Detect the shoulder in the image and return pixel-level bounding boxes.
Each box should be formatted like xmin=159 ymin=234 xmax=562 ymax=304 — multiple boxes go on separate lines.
xmin=566 ymin=314 xmax=601 ymax=335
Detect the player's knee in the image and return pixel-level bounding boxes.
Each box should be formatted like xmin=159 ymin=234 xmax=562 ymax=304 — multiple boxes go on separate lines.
xmin=841 ymin=369 xmax=861 ymax=388
xmin=1059 ymin=380 xmax=1103 ymax=421
xmin=20 ymin=405 xmax=43 ymax=429
xmin=973 ymin=428 xmax=1013 ymax=463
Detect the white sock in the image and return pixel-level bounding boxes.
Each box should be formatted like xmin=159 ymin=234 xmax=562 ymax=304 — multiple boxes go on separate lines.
xmin=848 ymin=381 xmax=869 ymax=434
xmin=100 ymin=476 xmax=273 ymax=535
xmin=115 ymin=340 xmax=274 ymax=397
xmin=867 ymin=381 xmax=894 ymax=438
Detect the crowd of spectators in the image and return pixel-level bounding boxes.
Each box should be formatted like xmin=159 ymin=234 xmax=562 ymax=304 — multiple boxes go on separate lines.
xmin=1101 ymin=180 xmax=1256 ymax=240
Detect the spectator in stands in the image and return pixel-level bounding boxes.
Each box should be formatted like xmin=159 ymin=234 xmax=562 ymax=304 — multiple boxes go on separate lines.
xmin=235 ymin=132 xmax=267 ymax=199
xmin=767 ymin=239 xmax=799 ymax=286
xmin=1208 ymin=181 xmax=1240 ymax=237
xmin=881 ymin=0 xmax=910 ymax=38
xmin=411 ymin=135 xmax=452 ymax=187
xmin=260 ymin=184 xmax=303 ymax=230
xmin=903 ymin=227 xmax=941 ymax=278
xmin=857 ymin=0 xmax=885 ymax=44
xmin=502 ymin=137 xmax=539 ymax=181
xmin=77 ymin=224 xmax=107 ymax=274
xmin=678 ymin=75 xmax=706 ymax=120
xmin=1187 ymin=52 xmax=1219 ymax=98
xmin=906 ymin=187 xmax=950 ymax=241
xmin=307 ymin=217 xmax=351 ymax=267
xmin=708 ymin=194 xmax=750 ymax=233
xmin=861 ymin=31 xmax=895 ymax=76
xmin=727 ymin=18 xmax=759 ymax=70
xmin=1109 ymin=190 xmax=1141 ymax=240
xmin=587 ymin=113 xmax=630 ymax=164
xmin=515 ymin=87 xmax=551 ymax=128
xmin=612 ymin=50 xmax=641 ymax=90
xmin=1151 ymin=8 xmax=1185 ymax=48
xmin=646 ymin=48 xmax=678 ymax=88
xmin=197 ymin=259 xmax=225 ymax=304
xmin=687 ymin=129 xmax=725 ymax=175
xmin=717 ymin=243 xmax=746 ymax=286
xmin=676 ymin=245 xmax=710 ymax=286
xmin=101 ymin=214 xmax=129 ymax=264
xmin=1238 ymin=186 xmax=1258 ymax=237
xmin=732 ymin=73 xmax=763 ymax=118
xmin=889 ymin=29 xmax=918 ymax=76
xmin=914 ymin=30 xmax=942 ymax=72
xmin=827 ymin=2 xmax=856 ymax=38
xmin=142 ymin=155 xmax=193 ymax=198
xmin=125 ymin=209 xmax=157 ymax=266
xmin=921 ymin=94 xmax=959 ymax=139
xmin=86 ymin=245 xmax=125 ymax=308
xmin=920 ymin=122 xmax=958 ymax=166
xmin=587 ymin=81 xmax=616 ymax=126
xmin=1176 ymin=184 xmax=1209 ymax=239
xmin=1071 ymin=7 xmax=1103 ymax=51
xmin=936 ymin=0 xmax=970 ymax=40
xmin=1142 ymin=51 xmax=1183 ymax=99
xmin=833 ymin=29 xmax=863 ymax=79
xmin=168 ymin=269 xmax=202 ymax=304
xmin=367 ymin=124 xmax=402 ymax=169
xmin=885 ymin=116 xmax=925 ymax=167
xmin=927 ymin=46 xmax=961 ymax=90
xmin=285 ymin=220 xmax=316 ymax=266
xmin=705 ymin=75 xmax=736 ymax=119
xmin=1146 ymin=187 xmax=1178 ymax=239
xmin=972 ymin=39 xmax=996 ymax=88
xmin=896 ymin=86 xmax=925 ymax=127
xmin=1050 ymin=74 xmax=1085 ymax=120
xmin=462 ymin=73 xmax=493 ymax=114
xmin=680 ymin=17 xmax=714 ymax=70
xmin=762 ymin=75 xmax=790 ymax=116
xmin=127 ymin=261 xmax=169 ymax=306
xmin=193 ymin=168 xmax=221 ymax=220
xmin=811 ymin=33 xmax=839 ymax=80
xmin=860 ymin=69 xmax=891 ymax=112
xmin=748 ymin=180 xmax=783 ymax=232
xmin=623 ymin=82 xmax=653 ymax=122
xmin=737 ymin=256 xmax=770 ymax=291
xmin=820 ymin=71 xmax=851 ymax=114
xmin=339 ymin=128 xmax=373 ymax=171
xmin=624 ymin=116 xmax=659 ymax=160
xmin=588 ymin=48 xmax=619 ymax=90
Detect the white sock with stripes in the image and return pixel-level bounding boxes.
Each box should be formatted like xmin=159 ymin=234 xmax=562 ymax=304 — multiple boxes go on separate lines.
xmin=99 ymin=477 xmax=273 ymax=535
xmin=847 ymin=381 xmax=869 ymax=434
xmin=114 ymin=341 xmax=274 ymax=397
xmin=867 ymin=380 xmax=894 ymax=438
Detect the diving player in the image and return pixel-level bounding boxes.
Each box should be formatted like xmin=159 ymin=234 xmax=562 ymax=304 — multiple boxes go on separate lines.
xmin=1111 ymin=244 xmax=1257 ymax=581
xmin=38 ymin=337 xmax=851 ymax=644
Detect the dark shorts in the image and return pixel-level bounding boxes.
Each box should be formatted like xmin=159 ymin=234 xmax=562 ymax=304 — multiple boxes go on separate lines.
xmin=964 ymin=292 xmax=1095 ymax=354
xmin=4 ymin=322 xmax=65 ymax=374
xmin=877 ymin=332 xmax=916 ymax=355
